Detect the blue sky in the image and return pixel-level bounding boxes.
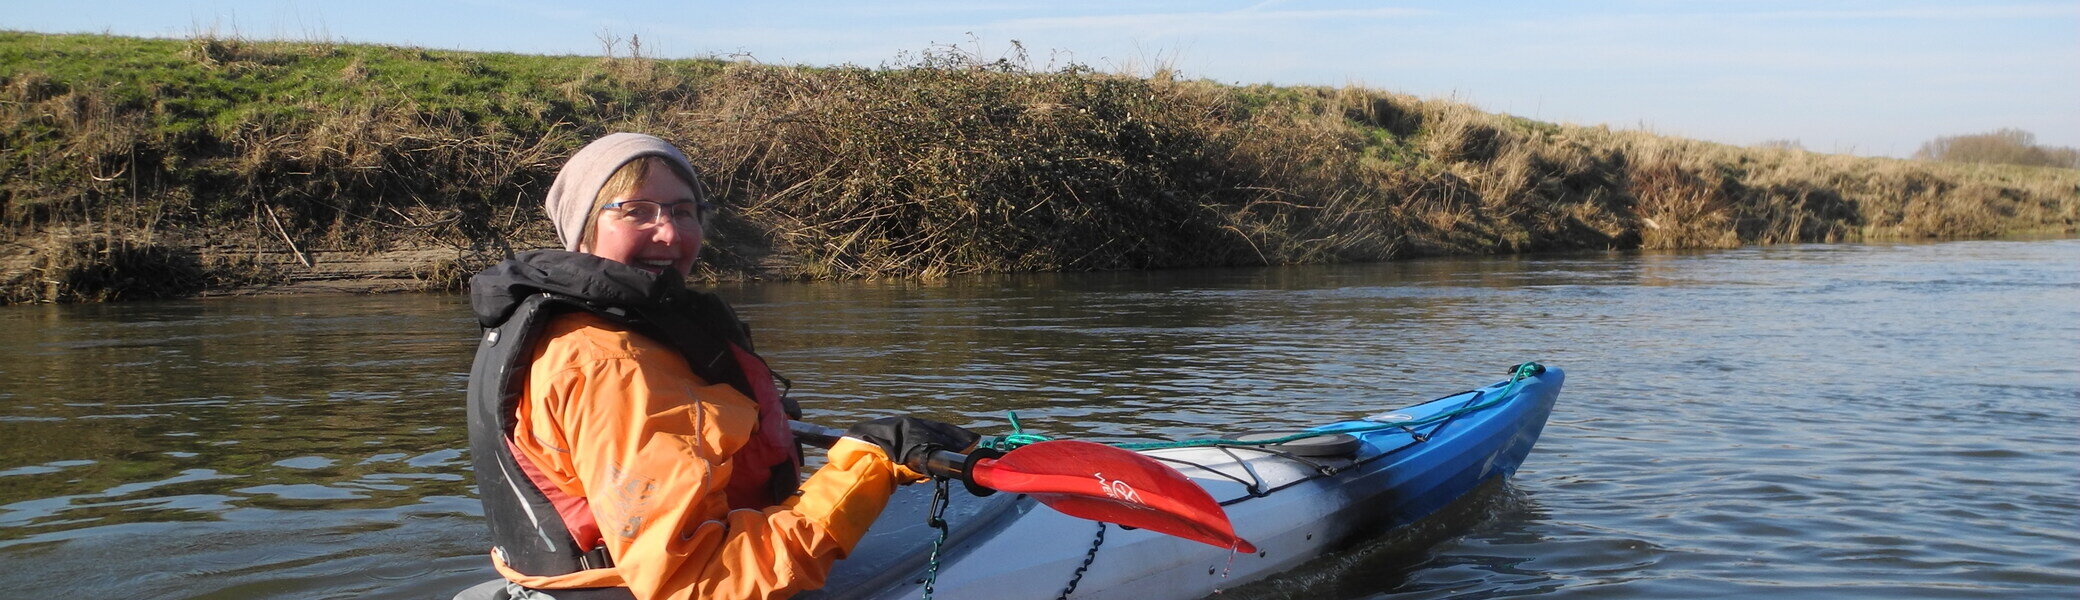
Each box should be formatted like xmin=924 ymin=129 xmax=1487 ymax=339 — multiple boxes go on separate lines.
xmin=10 ymin=1 xmax=2078 ymax=157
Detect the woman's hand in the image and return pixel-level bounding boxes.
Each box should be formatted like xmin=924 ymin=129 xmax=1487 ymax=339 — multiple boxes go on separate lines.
xmin=841 ymin=417 xmax=981 ymax=483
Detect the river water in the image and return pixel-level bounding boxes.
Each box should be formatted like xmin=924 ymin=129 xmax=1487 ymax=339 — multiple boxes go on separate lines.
xmin=0 ymin=239 xmax=2074 ymax=599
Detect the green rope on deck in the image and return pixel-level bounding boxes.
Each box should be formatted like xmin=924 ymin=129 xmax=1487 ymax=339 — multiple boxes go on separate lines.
xmin=983 ymin=410 xmax=1057 ymax=452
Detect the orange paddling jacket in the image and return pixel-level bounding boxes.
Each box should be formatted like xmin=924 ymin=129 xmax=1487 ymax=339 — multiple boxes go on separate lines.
xmin=466 ymin=251 xmax=903 ymax=599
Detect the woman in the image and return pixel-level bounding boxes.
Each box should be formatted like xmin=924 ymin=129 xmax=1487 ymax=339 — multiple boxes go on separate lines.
xmin=461 ymin=133 xmax=976 ymax=600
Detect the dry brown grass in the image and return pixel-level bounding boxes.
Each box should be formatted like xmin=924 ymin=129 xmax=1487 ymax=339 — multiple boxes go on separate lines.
xmin=2 ymin=32 xmax=2075 ymax=303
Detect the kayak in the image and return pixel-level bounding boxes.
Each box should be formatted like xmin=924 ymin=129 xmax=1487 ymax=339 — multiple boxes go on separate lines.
xmin=452 ymin=366 xmax=1560 ymax=600
xmin=801 ymin=365 xmax=1564 ymax=600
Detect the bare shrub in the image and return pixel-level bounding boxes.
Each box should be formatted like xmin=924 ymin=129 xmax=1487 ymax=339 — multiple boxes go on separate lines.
xmin=1 ymin=232 xmax=207 ymax=302
xmin=1900 ymin=185 xmax=2010 ymax=238
xmin=1628 ymin=160 xmax=1740 ymax=249
xmin=1914 ymin=128 xmax=2080 ymax=169
xmin=1419 ymin=103 xmax=1510 ymax=164
xmin=673 ymin=59 xmax=1268 ymax=277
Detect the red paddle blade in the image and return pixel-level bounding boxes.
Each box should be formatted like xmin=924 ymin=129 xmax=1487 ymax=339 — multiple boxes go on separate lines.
xmin=971 ymin=440 xmax=1256 ymax=553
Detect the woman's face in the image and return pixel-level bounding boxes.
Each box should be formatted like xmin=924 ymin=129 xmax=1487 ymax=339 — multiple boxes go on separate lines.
xmin=584 ymin=171 xmax=702 ymax=276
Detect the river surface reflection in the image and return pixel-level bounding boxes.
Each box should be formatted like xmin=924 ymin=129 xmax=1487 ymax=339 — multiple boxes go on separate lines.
xmin=0 ymin=239 xmax=2074 ymax=599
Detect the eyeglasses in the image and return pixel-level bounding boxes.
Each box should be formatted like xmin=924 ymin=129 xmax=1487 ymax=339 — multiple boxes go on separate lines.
xmin=601 ymin=199 xmax=712 ymax=229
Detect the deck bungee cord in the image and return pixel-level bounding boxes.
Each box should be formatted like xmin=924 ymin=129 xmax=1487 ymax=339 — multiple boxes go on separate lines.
xmin=982 ymin=362 xmax=1546 ymax=454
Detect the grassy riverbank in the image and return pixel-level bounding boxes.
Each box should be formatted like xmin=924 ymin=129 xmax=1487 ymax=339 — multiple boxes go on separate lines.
xmin=4 ymin=32 xmax=2076 ymax=303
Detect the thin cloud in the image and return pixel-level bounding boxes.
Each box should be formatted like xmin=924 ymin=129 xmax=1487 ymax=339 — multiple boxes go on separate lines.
xmin=822 ymin=2 xmax=1051 ymax=17
xmin=1602 ymin=2 xmax=2080 ymax=21
xmin=996 ymin=7 xmax=1436 ymax=31
xmin=444 ymin=0 xmax=594 ymax=23
xmin=1744 ymin=4 xmax=2080 ymax=20
xmin=1240 ymin=0 xmax=1298 ymax=12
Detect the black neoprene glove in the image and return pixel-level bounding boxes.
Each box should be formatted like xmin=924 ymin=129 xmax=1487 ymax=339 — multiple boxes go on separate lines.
xmin=843 ymin=416 xmax=981 ymax=472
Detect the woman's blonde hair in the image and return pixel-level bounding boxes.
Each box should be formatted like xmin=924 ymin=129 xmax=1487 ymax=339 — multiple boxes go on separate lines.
xmin=579 ymin=156 xmax=697 ymax=251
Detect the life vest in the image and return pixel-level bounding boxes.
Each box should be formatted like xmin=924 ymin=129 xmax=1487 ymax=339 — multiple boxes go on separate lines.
xmin=464 ymin=251 xmax=802 ymax=583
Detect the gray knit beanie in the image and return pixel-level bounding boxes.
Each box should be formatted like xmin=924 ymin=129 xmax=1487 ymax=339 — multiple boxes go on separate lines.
xmin=543 ymin=133 xmax=704 ymax=251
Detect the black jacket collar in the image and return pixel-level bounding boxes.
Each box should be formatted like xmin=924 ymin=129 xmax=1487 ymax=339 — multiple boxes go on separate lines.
xmin=468 ymin=250 xmax=689 ymax=328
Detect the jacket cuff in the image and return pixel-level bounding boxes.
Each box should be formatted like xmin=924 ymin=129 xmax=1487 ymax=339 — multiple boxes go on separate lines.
xmin=790 ymin=438 xmax=901 ymax=553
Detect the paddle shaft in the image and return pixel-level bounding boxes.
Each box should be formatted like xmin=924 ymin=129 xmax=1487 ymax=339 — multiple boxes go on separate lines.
xmin=788 ymin=420 xmax=982 ymax=482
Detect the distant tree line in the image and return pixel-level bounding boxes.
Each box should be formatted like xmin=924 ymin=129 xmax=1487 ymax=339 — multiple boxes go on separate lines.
xmin=1914 ymin=128 xmax=2080 ymax=169
xmin=1756 ymin=139 xmax=1806 ymax=152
